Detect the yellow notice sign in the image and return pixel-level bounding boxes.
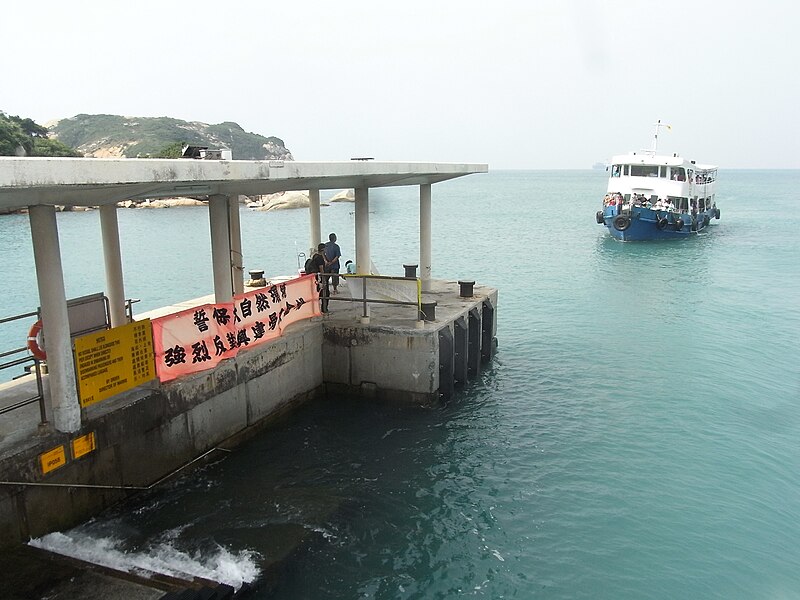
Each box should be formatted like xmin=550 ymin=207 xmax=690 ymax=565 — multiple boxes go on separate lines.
xmin=40 ymin=445 xmax=66 ymax=474
xmin=72 ymin=432 xmax=96 ymax=459
xmin=74 ymin=319 xmax=155 ymax=407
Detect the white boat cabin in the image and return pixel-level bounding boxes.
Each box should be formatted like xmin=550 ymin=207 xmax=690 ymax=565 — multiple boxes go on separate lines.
xmin=605 ymin=151 xmax=717 ymax=213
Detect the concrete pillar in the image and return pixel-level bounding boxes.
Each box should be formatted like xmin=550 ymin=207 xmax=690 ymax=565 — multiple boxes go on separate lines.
xmin=355 ymin=187 xmax=370 ymax=274
xmin=308 ymin=188 xmax=321 ymax=255
xmin=29 ymin=205 xmax=80 ymax=433
xmin=229 ymin=195 xmax=244 ymax=295
xmin=420 ymin=183 xmax=432 ymax=292
xmin=209 ymin=194 xmax=233 ymax=303
xmin=355 ymin=187 xmax=370 ymax=318
xmin=99 ymin=204 xmax=127 ymax=327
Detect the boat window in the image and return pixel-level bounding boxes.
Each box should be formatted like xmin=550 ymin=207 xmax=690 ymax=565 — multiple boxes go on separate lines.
xmin=699 ymin=198 xmax=706 ymax=211
xmin=623 ymin=194 xmax=631 ymax=202
xmin=650 ymin=195 xmax=658 ymax=203
xmin=659 ymin=166 xmax=667 ymax=178
xmin=630 ymin=165 xmax=659 ymax=177
xmin=611 ymin=165 xmax=621 ymax=177
xmin=670 ymin=167 xmax=686 ymax=181
xmin=669 ymin=196 xmax=688 ymax=211
xmin=623 ymin=165 xmax=630 ymax=176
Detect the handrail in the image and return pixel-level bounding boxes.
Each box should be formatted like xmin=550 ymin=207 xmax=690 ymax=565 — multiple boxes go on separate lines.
xmin=321 ymin=273 xmax=422 ymax=320
xmin=0 ymin=310 xmax=47 ymax=424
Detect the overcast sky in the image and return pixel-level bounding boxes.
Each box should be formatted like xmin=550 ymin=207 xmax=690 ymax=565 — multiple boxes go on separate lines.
xmin=3 ymin=1 xmax=798 ymax=169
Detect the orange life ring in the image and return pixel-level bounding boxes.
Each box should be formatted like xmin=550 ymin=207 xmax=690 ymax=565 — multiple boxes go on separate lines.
xmin=27 ymin=320 xmax=46 ymax=360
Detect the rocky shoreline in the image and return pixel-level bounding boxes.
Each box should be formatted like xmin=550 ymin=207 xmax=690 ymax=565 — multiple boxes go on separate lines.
xmin=1 ymin=189 xmax=355 ymax=215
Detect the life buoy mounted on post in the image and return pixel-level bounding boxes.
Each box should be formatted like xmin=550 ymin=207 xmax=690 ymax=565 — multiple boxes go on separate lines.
xmin=27 ymin=320 xmax=46 ymax=361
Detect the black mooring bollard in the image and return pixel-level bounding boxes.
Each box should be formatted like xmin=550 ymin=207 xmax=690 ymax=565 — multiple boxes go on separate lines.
xmin=249 ymin=269 xmax=264 ymax=280
xmin=458 ymin=280 xmax=475 ymax=297
xmin=403 ymin=264 xmax=418 ymax=278
xmin=420 ymin=300 xmax=437 ymax=321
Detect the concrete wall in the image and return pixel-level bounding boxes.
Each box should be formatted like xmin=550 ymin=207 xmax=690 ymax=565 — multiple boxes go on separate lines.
xmin=322 ymin=325 xmax=439 ymax=404
xmin=0 ymin=321 xmax=323 ymax=547
xmin=0 ymin=289 xmax=497 ymax=548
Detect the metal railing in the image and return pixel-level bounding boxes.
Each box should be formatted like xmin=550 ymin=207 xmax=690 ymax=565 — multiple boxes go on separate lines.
xmin=319 ymin=273 xmax=422 ymax=320
xmin=0 ymin=295 xmax=141 ymax=425
xmin=0 ymin=310 xmax=47 ymax=423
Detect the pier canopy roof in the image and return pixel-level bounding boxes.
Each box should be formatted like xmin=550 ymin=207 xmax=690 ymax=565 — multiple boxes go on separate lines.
xmin=0 ymin=158 xmax=488 ymax=211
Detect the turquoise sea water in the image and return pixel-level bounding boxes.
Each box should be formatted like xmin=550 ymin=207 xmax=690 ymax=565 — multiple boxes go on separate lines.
xmin=4 ymin=170 xmax=800 ymax=598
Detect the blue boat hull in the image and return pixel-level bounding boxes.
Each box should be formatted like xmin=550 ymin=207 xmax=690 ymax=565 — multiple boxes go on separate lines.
xmin=599 ymin=206 xmax=719 ymax=241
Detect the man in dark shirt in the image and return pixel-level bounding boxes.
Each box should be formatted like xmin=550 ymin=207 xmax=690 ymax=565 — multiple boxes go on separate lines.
xmin=324 ymin=233 xmax=342 ymax=294
xmin=311 ymin=243 xmax=329 ymax=313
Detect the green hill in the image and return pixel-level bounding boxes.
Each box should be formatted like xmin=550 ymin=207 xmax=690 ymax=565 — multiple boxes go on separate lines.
xmin=50 ymin=114 xmax=293 ymax=160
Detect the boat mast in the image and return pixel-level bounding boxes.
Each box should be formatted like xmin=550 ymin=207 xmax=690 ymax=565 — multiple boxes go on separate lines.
xmin=652 ymin=119 xmax=671 ymax=154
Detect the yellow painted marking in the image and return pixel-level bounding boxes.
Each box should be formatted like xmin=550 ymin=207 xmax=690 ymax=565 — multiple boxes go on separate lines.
xmin=40 ymin=446 xmax=66 ymax=474
xmin=71 ymin=432 xmax=96 ymax=459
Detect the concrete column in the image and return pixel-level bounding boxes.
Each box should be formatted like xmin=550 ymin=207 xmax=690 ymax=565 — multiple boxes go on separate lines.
xmin=420 ymin=184 xmax=432 ymax=292
xmin=29 ymin=205 xmax=80 ymax=433
xmin=308 ymin=188 xmax=321 ymax=255
xmin=229 ymin=195 xmax=244 ymax=295
xmin=355 ymin=187 xmax=370 ymax=275
xmin=99 ymin=204 xmax=127 ymax=327
xmin=209 ymin=195 xmax=233 ymax=303
xmin=355 ymin=187 xmax=370 ymax=318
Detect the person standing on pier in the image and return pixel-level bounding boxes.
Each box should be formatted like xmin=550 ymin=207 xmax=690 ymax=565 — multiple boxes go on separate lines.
xmin=311 ymin=243 xmax=330 ymax=313
xmin=324 ymin=233 xmax=342 ymax=295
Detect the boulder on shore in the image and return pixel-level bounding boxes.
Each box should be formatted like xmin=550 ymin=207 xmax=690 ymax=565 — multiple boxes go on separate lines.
xmin=249 ymin=190 xmax=310 ymax=211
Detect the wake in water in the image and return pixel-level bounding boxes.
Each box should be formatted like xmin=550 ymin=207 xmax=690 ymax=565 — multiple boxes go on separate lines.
xmin=29 ymin=530 xmax=260 ymax=591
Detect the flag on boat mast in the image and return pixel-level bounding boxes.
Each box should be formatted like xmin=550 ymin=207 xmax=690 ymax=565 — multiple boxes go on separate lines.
xmin=652 ymin=119 xmax=672 ymax=153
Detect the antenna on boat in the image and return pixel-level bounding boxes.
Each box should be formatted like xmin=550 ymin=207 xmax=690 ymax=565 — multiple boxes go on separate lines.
xmin=652 ymin=119 xmax=671 ymax=154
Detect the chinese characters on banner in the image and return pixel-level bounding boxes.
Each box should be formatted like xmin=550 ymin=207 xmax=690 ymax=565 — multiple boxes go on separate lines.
xmin=152 ymin=275 xmax=320 ymax=382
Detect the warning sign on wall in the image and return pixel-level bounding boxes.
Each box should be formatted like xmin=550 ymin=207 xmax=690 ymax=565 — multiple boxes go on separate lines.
xmin=40 ymin=445 xmax=66 ymax=474
xmin=74 ymin=319 xmax=155 ymax=407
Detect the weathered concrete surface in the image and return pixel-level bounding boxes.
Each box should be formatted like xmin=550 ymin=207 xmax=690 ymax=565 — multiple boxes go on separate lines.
xmin=0 ymin=279 xmax=497 ymax=555
xmin=0 ymin=317 xmax=325 ymax=547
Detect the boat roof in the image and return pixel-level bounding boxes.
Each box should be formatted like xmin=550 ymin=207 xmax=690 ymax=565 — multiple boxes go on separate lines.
xmin=610 ymin=152 xmax=717 ymax=171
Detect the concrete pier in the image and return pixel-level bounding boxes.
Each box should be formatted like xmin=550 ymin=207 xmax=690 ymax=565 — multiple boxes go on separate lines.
xmin=0 ymin=277 xmax=496 ymax=549
xmin=0 ymin=155 xmax=494 ymax=593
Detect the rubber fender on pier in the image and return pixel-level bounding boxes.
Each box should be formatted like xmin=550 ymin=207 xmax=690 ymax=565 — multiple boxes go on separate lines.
xmin=596 ymin=210 xmax=604 ymax=224
xmin=481 ymin=300 xmax=495 ymax=363
xmin=453 ymin=317 xmax=468 ymax=388
xmin=468 ymin=307 xmax=481 ymax=378
xmin=438 ymin=327 xmax=455 ymax=400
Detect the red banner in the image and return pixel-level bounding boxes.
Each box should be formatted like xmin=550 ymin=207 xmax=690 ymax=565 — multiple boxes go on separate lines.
xmin=152 ymin=275 xmax=320 ymax=382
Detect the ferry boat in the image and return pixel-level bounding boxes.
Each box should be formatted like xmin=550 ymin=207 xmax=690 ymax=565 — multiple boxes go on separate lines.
xmin=596 ymin=121 xmax=720 ymax=241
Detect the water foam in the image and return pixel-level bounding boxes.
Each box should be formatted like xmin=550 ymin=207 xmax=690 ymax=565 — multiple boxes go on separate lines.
xmin=29 ymin=530 xmax=260 ymax=591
